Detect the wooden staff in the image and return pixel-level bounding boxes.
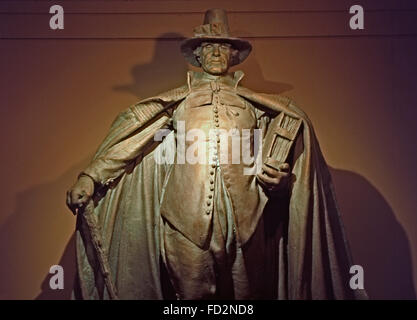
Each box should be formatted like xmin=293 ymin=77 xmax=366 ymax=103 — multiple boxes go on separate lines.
xmin=80 ymin=199 xmax=119 ymax=300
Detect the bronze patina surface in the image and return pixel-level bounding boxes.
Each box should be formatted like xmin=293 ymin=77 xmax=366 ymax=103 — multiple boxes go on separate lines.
xmin=67 ymin=8 xmax=366 ymax=300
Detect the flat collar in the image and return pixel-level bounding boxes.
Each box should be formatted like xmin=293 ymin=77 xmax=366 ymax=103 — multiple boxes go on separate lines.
xmin=187 ymin=70 xmax=245 ymax=90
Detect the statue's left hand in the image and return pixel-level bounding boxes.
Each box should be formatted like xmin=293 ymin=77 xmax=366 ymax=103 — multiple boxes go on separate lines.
xmin=256 ymin=163 xmax=290 ymax=194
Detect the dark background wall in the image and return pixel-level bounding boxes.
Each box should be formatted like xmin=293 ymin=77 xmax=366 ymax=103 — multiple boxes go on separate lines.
xmin=0 ymin=0 xmax=416 ymax=299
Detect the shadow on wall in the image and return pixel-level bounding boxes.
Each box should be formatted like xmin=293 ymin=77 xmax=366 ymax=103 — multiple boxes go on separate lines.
xmin=0 ymin=160 xmax=89 ymax=300
xmin=330 ymin=168 xmax=416 ymax=300
xmin=113 ymin=33 xmax=189 ymax=99
xmin=36 ymin=234 xmax=76 ymax=300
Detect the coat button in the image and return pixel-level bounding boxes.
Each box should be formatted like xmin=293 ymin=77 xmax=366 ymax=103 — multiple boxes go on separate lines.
xmin=208 ymin=194 xmax=213 ymax=199
xmin=210 ymin=185 xmax=214 ymax=191
xmin=207 ymin=200 xmax=211 ymax=206
xmin=206 ymin=209 xmax=211 ymax=215
xmin=210 ymin=170 xmax=214 ymax=175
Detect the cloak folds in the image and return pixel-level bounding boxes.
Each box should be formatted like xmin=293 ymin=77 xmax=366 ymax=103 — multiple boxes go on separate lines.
xmin=73 ymin=81 xmax=367 ymax=300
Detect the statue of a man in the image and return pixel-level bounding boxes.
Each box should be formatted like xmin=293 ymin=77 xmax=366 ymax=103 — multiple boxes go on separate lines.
xmin=67 ymin=9 xmax=365 ymax=300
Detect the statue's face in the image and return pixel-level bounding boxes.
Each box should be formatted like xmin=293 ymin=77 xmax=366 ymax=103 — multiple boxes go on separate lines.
xmin=199 ymin=42 xmax=232 ymax=75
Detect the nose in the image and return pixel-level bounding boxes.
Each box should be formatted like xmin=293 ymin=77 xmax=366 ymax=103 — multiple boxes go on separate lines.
xmin=213 ymin=44 xmax=220 ymax=56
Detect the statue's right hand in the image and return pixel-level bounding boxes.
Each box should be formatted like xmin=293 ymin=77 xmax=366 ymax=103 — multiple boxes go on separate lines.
xmin=66 ymin=175 xmax=95 ymax=215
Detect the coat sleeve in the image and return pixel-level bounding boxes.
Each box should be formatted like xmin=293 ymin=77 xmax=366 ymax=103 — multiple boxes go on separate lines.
xmin=82 ymin=102 xmax=173 ymax=186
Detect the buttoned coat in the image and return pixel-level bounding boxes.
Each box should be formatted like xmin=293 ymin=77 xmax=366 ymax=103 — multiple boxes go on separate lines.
xmin=74 ymin=71 xmax=366 ymax=300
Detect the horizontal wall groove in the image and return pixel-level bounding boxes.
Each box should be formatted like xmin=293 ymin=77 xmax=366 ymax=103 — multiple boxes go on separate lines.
xmin=1 ymin=10 xmax=417 ymax=15
xmin=1 ymin=0 xmax=417 ymax=13
xmin=2 ymin=34 xmax=416 ymax=40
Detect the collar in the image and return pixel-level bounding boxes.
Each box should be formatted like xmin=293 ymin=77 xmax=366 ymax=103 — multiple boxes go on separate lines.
xmin=186 ymin=70 xmax=245 ymax=91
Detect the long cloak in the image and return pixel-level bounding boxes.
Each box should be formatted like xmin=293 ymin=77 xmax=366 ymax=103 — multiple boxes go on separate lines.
xmin=73 ymin=81 xmax=366 ymax=300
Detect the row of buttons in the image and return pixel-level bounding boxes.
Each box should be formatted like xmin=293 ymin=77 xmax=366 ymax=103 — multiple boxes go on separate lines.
xmin=214 ymin=93 xmax=232 ymax=189
xmin=206 ymin=90 xmax=221 ymax=215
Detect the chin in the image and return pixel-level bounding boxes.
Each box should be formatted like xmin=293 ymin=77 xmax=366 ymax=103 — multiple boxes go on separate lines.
xmin=206 ymin=67 xmax=228 ymax=75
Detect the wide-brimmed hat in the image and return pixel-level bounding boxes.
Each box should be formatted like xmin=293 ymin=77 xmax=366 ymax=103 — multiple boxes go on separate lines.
xmin=180 ymin=8 xmax=252 ymax=67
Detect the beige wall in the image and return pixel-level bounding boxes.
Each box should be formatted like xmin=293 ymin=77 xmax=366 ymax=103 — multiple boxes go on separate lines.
xmin=0 ymin=0 xmax=416 ymax=299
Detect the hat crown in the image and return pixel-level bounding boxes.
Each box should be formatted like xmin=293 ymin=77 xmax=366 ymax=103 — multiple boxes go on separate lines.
xmin=194 ymin=8 xmax=231 ymax=37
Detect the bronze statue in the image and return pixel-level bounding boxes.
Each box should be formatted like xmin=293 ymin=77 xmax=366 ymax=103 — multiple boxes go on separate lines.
xmin=67 ymin=9 xmax=365 ymax=300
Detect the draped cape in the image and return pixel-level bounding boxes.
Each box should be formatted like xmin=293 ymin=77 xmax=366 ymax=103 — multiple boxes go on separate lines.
xmin=73 ymin=82 xmax=366 ymax=300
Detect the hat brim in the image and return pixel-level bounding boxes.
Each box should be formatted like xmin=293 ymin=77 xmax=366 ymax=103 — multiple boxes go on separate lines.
xmin=180 ymin=36 xmax=252 ymax=67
